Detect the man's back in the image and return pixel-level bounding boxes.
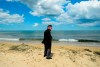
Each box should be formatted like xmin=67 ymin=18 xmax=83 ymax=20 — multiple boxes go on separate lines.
xmin=42 ymin=29 xmax=52 ymax=44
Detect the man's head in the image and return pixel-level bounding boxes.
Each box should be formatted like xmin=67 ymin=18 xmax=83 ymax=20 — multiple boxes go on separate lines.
xmin=47 ymin=25 xmax=52 ymax=30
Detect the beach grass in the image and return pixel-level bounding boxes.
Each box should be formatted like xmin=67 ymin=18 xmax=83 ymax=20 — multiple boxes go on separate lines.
xmin=9 ymin=43 xmax=30 ymax=51
xmin=93 ymin=51 xmax=100 ymax=56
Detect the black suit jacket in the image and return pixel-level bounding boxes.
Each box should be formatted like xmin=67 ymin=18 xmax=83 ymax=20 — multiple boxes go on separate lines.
xmin=42 ymin=29 xmax=52 ymax=44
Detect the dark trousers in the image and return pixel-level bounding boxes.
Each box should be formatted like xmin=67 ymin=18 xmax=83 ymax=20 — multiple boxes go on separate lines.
xmin=44 ymin=43 xmax=51 ymax=58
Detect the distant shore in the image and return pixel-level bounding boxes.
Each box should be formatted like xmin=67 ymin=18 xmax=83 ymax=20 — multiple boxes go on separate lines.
xmin=0 ymin=41 xmax=100 ymax=67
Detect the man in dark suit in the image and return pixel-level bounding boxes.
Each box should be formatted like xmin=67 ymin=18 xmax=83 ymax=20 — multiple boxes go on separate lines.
xmin=42 ymin=25 xmax=52 ymax=59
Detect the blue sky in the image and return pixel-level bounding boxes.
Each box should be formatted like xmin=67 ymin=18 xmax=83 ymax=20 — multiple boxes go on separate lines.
xmin=0 ymin=0 xmax=100 ymax=30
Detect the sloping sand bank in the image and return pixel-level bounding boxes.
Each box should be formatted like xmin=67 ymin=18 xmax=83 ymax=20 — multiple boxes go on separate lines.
xmin=0 ymin=42 xmax=100 ymax=67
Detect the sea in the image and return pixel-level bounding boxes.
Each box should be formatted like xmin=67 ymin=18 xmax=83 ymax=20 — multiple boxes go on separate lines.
xmin=0 ymin=30 xmax=100 ymax=46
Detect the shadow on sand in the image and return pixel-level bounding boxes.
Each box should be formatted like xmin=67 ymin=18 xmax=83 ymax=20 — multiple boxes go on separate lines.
xmin=50 ymin=53 xmax=54 ymax=58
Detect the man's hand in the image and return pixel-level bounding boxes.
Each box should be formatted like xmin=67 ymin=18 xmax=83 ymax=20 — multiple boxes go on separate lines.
xmin=41 ymin=41 xmax=44 ymax=44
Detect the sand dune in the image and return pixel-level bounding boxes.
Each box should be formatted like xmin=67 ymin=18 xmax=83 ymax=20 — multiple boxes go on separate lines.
xmin=0 ymin=42 xmax=100 ymax=67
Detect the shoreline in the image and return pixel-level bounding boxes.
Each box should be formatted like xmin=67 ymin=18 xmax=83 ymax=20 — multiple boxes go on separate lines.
xmin=0 ymin=40 xmax=100 ymax=47
xmin=0 ymin=37 xmax=100 ymax=42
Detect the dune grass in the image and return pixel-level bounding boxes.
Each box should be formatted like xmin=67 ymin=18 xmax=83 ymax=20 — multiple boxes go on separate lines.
xmin=93 ymin=51 xmax=100 ymax=56
xmin=9 ymin=44 xmax=30 ymax=51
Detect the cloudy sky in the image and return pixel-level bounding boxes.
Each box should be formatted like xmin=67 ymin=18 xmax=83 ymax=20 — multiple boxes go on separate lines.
xmin=0 ymin=0 xmax=100 ymax=30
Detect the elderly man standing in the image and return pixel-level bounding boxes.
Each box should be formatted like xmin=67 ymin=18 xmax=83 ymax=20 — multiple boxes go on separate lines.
xmin=42 ymin=25 xmax=52 ymax=59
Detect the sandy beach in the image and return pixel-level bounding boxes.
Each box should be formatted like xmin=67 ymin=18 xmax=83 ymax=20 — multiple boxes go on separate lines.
xmin=0 ymin=41 xmax=100 ymax=67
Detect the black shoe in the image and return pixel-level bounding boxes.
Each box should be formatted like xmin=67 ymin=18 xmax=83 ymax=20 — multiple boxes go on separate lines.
xmin=46 ymin=57 xmax=52 ymax=59
xmin=44 ymin=55 xmax=47 ymax=57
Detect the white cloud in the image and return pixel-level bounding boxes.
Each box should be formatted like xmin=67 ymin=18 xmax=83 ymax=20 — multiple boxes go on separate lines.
xmin=67 ymin=1 xmax=100 ymax=19
xmin=33 ymin=23 xmax=39 ymax=27
xmin=29 ymin=11 xmax=40 ymax=16
xmin=0 ymin=8 xmax=24 ymax=24
xmin=42 ymin=18 xmax=51 ymax=21
xmin=6 ymin=0 xmax=100 ymax=27
xmin=42 ymin=21 xmax=62 ymax=25
xmin=56 ymin=1 xmax=100 ymax=26
xmin=56 ymin=13 xmax=74 ymax=23
xmin=78 ymin=22 xmax=99 ymax=27
xmin=20 ymin=0 xmax=70 ymax=16
xmin=89 ymin=0 xmax=100 ymax=1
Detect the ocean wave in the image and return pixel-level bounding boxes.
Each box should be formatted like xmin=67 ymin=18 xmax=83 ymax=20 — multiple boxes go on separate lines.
xmin=58 ymin=39 xmax=100 ymax=42
xmin=0 ymin=38 xmax=19 ymax=41
xmin=59 ymin=39 xmax=78 ymax=42
xmin=0 ymin=37 xmax=99 ymax=43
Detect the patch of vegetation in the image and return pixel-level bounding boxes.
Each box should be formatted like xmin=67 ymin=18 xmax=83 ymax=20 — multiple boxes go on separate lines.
xmin=60 ymin=52 xmax=66 ymax=56
xmin=0 ymin=44 xmax=5 ymax=46
xmin=9 ymin=44 xmax=30 ymax=51
xmin=72 ymin=50 xmax=77 ymax=54
xmin=85 ymin=53 xmax=92 ymax=56
xmin=31 ymin=46 xmax=42 ymax=50
xmin=69 ymin=57 xmax=75 ymax=62
xmin=84 ymin=49 xmax=92 ymax=52
xmin=93 ymin=51 xmax=100 ymax=56
xmin=69 ymin=49 xmax=78 ymax=55
xmin=91 ymin=58 xmax=96 ymax=62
